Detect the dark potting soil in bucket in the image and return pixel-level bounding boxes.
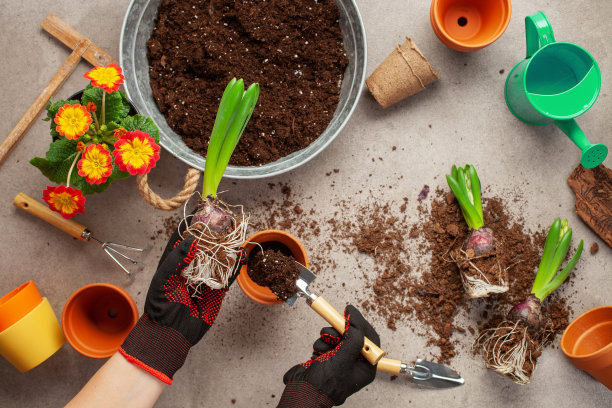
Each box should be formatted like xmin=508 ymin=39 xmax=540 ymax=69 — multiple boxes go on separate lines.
xmin=147 ymin=0 xmax=349 ymax=166
xmin=247 ymin=242 xmax=300 ymax=301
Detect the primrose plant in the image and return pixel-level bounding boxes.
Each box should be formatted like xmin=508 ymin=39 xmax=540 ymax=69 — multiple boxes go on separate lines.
xmin=31 ymin=64 xmax=160 ymax=218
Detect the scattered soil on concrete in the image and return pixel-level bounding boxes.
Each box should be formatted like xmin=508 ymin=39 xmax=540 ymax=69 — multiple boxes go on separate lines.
xmin=247 ymin=242 xmax=300 ymax=301
xmin=590 ymin=242 xmax=599 ymax=255
xmin=147 ymin=0 xmax=348 ymax=166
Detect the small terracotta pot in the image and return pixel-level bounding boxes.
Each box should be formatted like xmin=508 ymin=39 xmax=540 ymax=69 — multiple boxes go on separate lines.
xmin=62 ymin=283 xmax=138 ymax=358
xmin=0 ymin=281 xmax=43 ymax=332
xmin=237 ymin=230 xmax=309 ymax=305
xmin=561 ymin=306 xmax=612 ymax=390
xmin=430 ymin=0 xmax=511 ymax=52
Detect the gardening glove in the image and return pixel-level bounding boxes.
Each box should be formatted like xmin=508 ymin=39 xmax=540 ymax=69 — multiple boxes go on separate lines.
xmin=119 ymin=230 xmax=247 ymax=385
xmin=278 ymin=305 xmax=380 ymax=407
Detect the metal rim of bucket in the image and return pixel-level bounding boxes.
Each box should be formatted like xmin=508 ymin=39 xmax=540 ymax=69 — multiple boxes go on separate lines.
xmin=119 ymin=0 xmax=367 ymax=179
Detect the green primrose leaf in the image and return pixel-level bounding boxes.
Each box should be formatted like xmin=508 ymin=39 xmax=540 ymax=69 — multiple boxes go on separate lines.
xmin=30 ymin=154 xmax=75 ymax=186
xmin=120 ymin=115 xmax=159 ymax=143
xmin=81 ymin=85 xmax=127 ymax=124
xmin=45 ymin=138 xmax=78 ymax=162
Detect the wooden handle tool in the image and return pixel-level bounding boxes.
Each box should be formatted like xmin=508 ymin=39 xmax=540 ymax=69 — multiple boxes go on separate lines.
xmin=41 ymin=14 xmax=118 ymax=67
xmin=13 ymin=192 xmax=88 ymax=241
xmin=310 ymin=296 xmax=386 ymax=365
xmin=0 ymin=38 xmax=90 ymax=166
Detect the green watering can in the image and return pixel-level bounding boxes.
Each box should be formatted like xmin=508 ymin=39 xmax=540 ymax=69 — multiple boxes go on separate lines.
xmin=505 ymin=11 xmax=608 ymax=168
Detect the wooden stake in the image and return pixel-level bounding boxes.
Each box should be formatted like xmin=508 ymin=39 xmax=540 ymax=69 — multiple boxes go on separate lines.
xmin=41 ymin=14 xmax=118 ymax=67
xmin=0 ymin=39 xmax=90 ymax=166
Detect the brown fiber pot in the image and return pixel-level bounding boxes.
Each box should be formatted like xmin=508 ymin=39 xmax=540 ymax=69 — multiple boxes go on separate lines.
xmin=561 ymin=306 xmax=612 ymax=390
xmin=62 ymin=283 xmax=138 ymax=358
xmin=237 ymin=230 xmax=309 ymax=305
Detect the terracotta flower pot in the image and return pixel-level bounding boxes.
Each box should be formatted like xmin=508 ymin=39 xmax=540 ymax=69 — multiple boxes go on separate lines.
xmin=62 ymin=283 xmax=138 ymax=358
xmin=561 ymin=306 xmax=612 ymax=390
xmin=237 ymin=230 xmax=309 ymax=305
xmin=0 ymin=281 xmax=43 ymax=332
xmin=430 ymin=0 xmax=511 ymax=52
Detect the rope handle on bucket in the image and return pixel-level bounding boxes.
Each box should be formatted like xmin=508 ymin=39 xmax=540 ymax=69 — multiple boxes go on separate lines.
xmin=136 ymin=168 xmax=202 ymax=211
xmin=525 ymin=11 xmax=556 ymax=58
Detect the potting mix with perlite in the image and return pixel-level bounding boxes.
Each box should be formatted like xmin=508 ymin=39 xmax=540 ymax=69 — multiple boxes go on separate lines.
xmin=147 ymin=0 xmax=348 ymax=166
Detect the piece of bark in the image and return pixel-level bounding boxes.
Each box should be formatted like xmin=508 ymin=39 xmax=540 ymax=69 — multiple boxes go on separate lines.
xmin=567 ymin=164 xmax=612 ymax=248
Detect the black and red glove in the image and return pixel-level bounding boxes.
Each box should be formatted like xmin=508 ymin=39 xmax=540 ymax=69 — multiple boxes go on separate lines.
xmin=119 ymin=224 xmax=247 ymax=385
xmin=278 ymin=305 xmax=380 ymax=407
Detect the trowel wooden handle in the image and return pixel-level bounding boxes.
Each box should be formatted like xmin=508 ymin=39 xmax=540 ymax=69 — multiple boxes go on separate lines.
xmin=377 ymin=358 xmax=403 ymax=374
xmin=14 ymin=193 xmax=88 ymax=241
xmin=310 ymin=296 xmax=386 ymax=365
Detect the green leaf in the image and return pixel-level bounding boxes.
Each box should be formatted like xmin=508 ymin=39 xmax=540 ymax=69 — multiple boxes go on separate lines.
xmin=446 ymin=174 xmax=483 ymax=229
xmin=532 ymin=218 xmax=561 ymax=294
xmin=45 ymin=99 xmax=80 ymax=138
xmin=81 ymin=85 xmax=129 ymax=124
xmin=466 ymin=165 xmax=483 ymax=221
xmin=536 ymin=239 xmax=583 ymax=301
xmin=204 ymin=78 xmax=244 ymax=198
xmin=118 ymin=91 xmax=132 ymax=118
xmin=214 ymin=82 xmax=259 ymax=190
xmin=120 ymin=115 xmax=159 ymax=143
xmin=30 ymin=155 xmax=74 ymax=186
xmin=46 ymin=138 xmax=78 ymax=162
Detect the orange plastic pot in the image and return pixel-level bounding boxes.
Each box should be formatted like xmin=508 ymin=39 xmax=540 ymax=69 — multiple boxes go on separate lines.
xmin=561 ymin=306 xmax=612 ymax=390
xmin=430 ymin=0 xmax=511 ymax=51
xmin=237 ymin=230 xmax=309 ymax=305
xmin=62 ymin=283 xmax=138 ymax=359
xmin=0 ymin=281 xmax=43 ymax=332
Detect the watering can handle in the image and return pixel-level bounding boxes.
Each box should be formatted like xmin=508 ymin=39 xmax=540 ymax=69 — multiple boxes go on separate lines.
xmin=526 ymin=11 xmax=556 ymax=58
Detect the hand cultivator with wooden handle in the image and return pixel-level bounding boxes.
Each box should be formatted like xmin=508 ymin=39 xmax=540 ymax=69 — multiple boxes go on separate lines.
xmin=289 ymin=262 xmax=465 ymax=388
xmin=14 ymin=193 xmax=146 ymax=276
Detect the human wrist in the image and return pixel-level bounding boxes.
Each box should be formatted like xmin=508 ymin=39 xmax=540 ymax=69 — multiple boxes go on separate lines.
xmin=119 ymin=314 xmax=192 ymax=385
xmin=278 ymin=381 xmax=335 ymax=408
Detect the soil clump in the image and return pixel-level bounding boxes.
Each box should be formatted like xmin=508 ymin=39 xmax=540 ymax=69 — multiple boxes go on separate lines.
xmin=247 ymin=242 xmax=300 ymax=301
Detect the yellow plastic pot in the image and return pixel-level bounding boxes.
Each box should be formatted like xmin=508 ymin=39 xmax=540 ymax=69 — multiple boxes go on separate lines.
xmin=0 ymin=298 xmax=65 ymax=372
xmin=0 ymin=280 xmax=42 ymax=332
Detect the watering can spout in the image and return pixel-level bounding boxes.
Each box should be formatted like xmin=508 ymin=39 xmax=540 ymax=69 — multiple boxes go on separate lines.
xmin=555 ymin=119 xmax=608 ymax=168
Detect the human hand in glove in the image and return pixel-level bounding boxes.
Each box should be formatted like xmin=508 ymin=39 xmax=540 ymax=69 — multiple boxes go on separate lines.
xmin=119 ymin=220 xmax=247 ymax=385
xmin=278 ymin=305 xmax=380 ymax=407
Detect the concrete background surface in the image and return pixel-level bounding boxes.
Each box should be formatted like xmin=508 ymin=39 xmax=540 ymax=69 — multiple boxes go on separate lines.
xmin=0 ymin=0 xmax=610 ymax=407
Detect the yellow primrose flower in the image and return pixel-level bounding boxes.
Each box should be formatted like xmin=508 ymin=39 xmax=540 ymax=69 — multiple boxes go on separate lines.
xmin=77 ymin=144 xmax=113 ymax=184
xmin=113 ymin=130 xmax=160 ymax=175
xmin=54 ymin=104 xmax=92 ymax=140
xmin=84 ymin=64 xmax=125 ymax=93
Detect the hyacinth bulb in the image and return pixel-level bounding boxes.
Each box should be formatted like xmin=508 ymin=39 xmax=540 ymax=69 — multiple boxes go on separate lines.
xmin=507 ymin=294 xmax=544 ymax=332
xmin=193 ymin=197 xmax=234 ymax=234
xmin=465 ymin=227 xmax=495 ymax=256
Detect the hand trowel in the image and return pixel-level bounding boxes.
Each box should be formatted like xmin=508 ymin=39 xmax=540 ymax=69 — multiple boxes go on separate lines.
xmin=287 ymin=262 xmax=465 ymax=388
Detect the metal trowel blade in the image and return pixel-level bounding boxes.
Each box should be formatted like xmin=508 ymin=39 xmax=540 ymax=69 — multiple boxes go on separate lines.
xmin=286 ymin=262 xmax=316 ymax=306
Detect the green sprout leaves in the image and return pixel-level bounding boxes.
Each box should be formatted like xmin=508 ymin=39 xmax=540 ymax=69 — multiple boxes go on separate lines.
xmin=531 ymin=218 xmax=584 ymax=301
xmin=446 ymin=164 xmax=484 ymax=229
xmin=203 ymin=78 xmax=260 ymax=198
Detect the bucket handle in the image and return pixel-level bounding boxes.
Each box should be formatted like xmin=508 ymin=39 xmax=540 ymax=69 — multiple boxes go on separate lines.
xmin=526 ymin=11 xmax=556 ymax=58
